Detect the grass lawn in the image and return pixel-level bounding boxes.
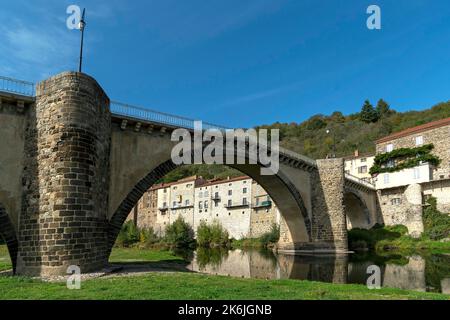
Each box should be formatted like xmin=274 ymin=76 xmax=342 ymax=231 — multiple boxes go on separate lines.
xmin=0 ymin=245 xmax=449 ymax=300
xmin=0 ymin=245 xmax=11 ymax=271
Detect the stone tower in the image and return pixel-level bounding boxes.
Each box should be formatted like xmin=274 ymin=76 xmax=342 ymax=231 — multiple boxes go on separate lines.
xmin=16 ymin=72 xmax=111 ymax=276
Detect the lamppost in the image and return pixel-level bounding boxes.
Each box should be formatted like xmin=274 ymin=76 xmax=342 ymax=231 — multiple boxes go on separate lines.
xmin=326 ymin=129 xmax=336 ymax=158
xmin=78 ymin=8 xmax=86 ymax=73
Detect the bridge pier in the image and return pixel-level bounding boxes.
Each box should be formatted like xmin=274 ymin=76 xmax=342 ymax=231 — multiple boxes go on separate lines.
xmin=16 ymin=72 xmax=111 ymax=276
xmin=278 ymin=158 xmax=349 ymax=254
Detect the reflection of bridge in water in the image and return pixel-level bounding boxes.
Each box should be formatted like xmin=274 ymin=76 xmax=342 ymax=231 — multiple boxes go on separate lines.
xmin=188 ymin=249 xmax=447 ymax=293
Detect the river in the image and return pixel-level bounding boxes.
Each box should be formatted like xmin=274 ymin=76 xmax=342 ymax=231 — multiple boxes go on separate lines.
xmin=182 ymin=247 xmax=450 ymax=294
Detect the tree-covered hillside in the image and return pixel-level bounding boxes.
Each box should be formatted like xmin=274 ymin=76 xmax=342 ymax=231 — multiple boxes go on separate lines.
xmin=161 ymin=100 xmax=450 ymax=183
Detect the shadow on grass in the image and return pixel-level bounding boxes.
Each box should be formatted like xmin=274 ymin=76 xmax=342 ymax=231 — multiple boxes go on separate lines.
xmin=108 ymin=259 xmax=193 ymax=275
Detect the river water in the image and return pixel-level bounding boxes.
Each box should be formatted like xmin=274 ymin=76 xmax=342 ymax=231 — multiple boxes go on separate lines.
xmin=182 ymin=248 xmax=450 ymax=294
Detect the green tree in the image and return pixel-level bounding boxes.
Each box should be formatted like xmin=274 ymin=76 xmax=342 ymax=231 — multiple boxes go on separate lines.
xmin=360 ymin=100 xmax=379 ymax=123
xmin=164 ymin=217 xmax=195 ymax=248
xmin=376 ymin=99 xmax=390 ymax=117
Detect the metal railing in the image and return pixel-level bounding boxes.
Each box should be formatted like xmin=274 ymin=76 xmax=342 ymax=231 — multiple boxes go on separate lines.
xmin=0 ymin=76 xmax=35 ymax=97
xmin=110 ymin=101 xmax=230 ymax=132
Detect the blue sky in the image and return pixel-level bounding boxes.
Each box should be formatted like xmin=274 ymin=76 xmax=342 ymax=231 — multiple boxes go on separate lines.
xmin=1 ymin=0 xmax=450 ymax=128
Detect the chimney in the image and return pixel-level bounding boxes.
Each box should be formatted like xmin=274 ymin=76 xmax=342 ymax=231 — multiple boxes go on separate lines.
xmin=354 ymin=149 xmax=359 ymax=157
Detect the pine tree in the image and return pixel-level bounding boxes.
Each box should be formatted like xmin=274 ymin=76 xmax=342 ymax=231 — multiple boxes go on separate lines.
xmin=376 ymin=99 xmax=390 ymax=117
xmin=360 ymin=100 xmax=379 ymax=123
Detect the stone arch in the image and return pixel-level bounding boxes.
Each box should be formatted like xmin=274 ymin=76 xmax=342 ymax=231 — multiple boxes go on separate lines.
xmin=0 ymin=204 xmax=18 ymax=273
xmin=343 ymin=189 xmax=371 ymax=230
xmin=107 ymin=156 xmax=311 ymax=256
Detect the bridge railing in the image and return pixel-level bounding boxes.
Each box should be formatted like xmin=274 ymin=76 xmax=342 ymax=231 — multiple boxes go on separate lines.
xmin=110 ymin=101 xmax=230 ymax=131
xmin=345 ymin=173 xmax=375 ymax=189
xmin=0 ymin=76 xmax=35 ymax=97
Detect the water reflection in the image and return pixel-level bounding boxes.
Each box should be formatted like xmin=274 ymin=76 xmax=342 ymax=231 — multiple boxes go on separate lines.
xmin=186 ymin=248 xmax=450 ymax=293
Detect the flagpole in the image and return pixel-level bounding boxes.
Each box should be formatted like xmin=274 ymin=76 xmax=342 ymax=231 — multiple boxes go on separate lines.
xmin=78 ymin=9 xmax=86 ymax=73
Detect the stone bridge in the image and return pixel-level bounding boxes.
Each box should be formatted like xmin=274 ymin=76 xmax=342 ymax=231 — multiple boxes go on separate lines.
xmin=0 ymin=72 xmax=379 ymax=276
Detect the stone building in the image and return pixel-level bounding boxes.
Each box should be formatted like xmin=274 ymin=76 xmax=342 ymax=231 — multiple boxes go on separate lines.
xmin=373 ymin=117 xmax=450 ymax=236
xmin=344 ymin=150 xmax=375 ymax=183
xmin=194 ymin=176 xmax=253 ymax=239
xmin=126 ymin=186 xmax=158 ymax=229
xmin=250 ymin=181 xmax=281 ymax=238
xmin=127 ymin=175 xmax=280 ymax=240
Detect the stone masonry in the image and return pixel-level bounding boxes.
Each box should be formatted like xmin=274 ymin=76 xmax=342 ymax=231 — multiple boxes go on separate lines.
xmin=16 ymin=72 xmax=111 ymax=276
xmin=0 ymin=71 xmax=376 ymax=276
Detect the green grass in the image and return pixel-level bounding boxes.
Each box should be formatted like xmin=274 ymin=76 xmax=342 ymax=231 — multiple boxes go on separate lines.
xmin=0 ymin=245 xmax=12 ymax=271
xmin=1 ymin=272 xmax=449 ymax=300
xmin=109 ymin=247 xmax=185 ymax=264
xmin=348 ymin=225 xmax=450 ymax=254
xmin=0 ymin=245 xmax=449 ymax=300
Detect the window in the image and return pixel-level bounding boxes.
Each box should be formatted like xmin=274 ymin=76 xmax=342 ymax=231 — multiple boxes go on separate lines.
xmin=215 ymin=202 xmax=219 ymax=207
xmin=172 ymin=201 xmax=177 ymax=208
xmin=391 ymin=198 xmax=402 ymax=205
xmin=243 ymin=187 xmax=247 ymax=194
xmin=413 ymin=167 xmax=421 ymax=179
xmin=204 ymin=200 xmax=208 ymax=209
xmin=214 ymin=192 xmax=219 ymax=198
xmin=227 ymin=199 xmax=232 ymax=207
xmin=415 ymin=136 xmax=423 ymax=146
xmin=199 ymin=202 xmax=203 ymax=209
xmin=386 ymin=144 xmax=393 ymax=152
xmin=163 ymin=202 xmax=167 ymax=208
xmin=187 ymin=184 xmax=192 ymax=188
xmin=358 ymin=166 xmax=367 ymax=174
xmin=228 ymin=190 xmax=232 ymax=196
xmin=199 ymin=191 xmax=203 ymax=198
xmin=255 ymin=198 xmax=260 ymax=206
xmin=185 ymin=199 xmax=190 ymax=206
xmin=387 ymin=160 xmax=395 ymax=168
xmin=383 ymin=173 xmax=390 ymax=184
xmin=163 ymin=189 xmax=167 ymax=194
xmin=173 ymin=186 xmax=177 ymax=190
xmin=360 ymin=158 xmax=367 ymax=163
xmin=204 ymin=191 xmax=209 ymax=197
xmin=243 ymin=198 xmax=248 ymax=205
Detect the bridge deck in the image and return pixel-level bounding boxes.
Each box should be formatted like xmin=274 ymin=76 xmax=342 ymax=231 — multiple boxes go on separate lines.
xmin=1 ymin=75 xmax=373 ymax=190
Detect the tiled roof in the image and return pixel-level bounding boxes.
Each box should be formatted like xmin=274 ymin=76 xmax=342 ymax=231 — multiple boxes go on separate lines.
xmin=376 ymin=117 xmax=450 ymax=144
xmin=196 ymin=175 xmax=251 ymax=187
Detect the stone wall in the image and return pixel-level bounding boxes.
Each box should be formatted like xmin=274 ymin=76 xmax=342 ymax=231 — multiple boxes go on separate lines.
xmin=310 ymin=158 xmax=348 ymax=252
xmin=377 ymin=183 xmax=423 ymax=237
xmin=376 ymin=124 xmax=450 ymax=180
xmin=16 ymin=72 xmax=111 ymax=276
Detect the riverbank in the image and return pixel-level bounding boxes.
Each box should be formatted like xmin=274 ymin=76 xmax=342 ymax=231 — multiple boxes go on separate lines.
xmin=0 ymin=245 xmax=449 ymax=300
xmin=1 ymin=271 xmax=449 ymax=300
xmin=348 ymin=225 xmax=450 ymax=254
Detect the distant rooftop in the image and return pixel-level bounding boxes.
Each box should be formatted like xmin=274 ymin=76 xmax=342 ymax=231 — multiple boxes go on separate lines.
xmin=376 ymin=117 xmax=450 ymax=144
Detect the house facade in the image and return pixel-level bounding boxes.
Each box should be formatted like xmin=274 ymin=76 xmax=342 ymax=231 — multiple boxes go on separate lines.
xmin=373 ymin=117 xmax=450 ymax=236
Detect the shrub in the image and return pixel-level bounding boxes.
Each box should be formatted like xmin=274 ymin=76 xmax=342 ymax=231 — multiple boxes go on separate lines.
xmin=260 ymin=224 xmax=280 ymax=247
xmin=115 ymin=220 xmax=140 ymax=247
xmin=139 ymin=227 xmax=159 ymax=247
xmin=348 ymin=225 xmax=406 ymax=250
xmin=164 ymin=217 xmax=195 ymax=248
xmin=197 ymin=220 xmax=229 ymax=247
xmin=423 ymin=197 xmax=450 ymax=240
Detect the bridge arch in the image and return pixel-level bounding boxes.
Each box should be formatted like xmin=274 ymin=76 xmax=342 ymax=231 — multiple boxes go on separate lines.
xmin=107 ymin=143 xmax=312 ymax=255
xmin=343 ymin=189 xmax=371 ymax=230
xmin=0 ymin=203 xmax=18 ymax=273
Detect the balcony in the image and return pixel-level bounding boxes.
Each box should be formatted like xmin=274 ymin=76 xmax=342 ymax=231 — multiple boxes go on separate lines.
xmin=253 ymin=200 xmax=272 ymax=208
xmin=211 ymin=195 xmax=221 ymax=201
xmin=159 ymin=205 xmax=169 ymax=212
xmin=171 ymin=204 xmax=194 ymax=210
xmin=224 ymin=202 xmax=249 ymax=209
xmin=374 ymin=162 xmax=433 ymax=190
